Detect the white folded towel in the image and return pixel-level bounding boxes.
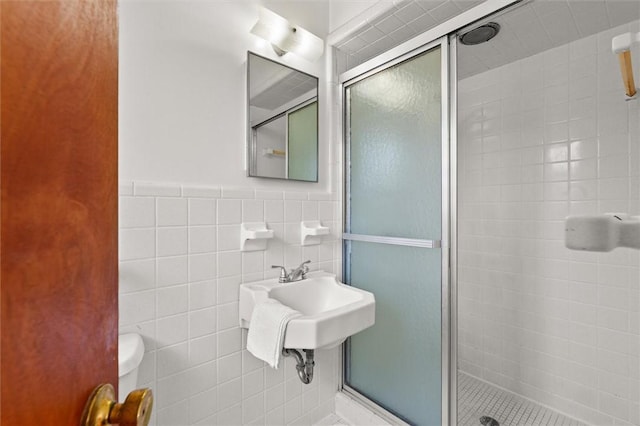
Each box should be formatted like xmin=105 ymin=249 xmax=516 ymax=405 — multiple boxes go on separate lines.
xmin=246 ymin=299 xmax=301 ymax=368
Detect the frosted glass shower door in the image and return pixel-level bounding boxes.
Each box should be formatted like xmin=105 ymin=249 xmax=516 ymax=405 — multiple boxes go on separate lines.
xmin=343 ymin=43 xmax=447 ymax=426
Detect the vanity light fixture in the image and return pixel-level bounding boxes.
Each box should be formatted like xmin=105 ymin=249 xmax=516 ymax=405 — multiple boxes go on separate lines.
xmin=250 ymin=7 xmax=324 ymax=62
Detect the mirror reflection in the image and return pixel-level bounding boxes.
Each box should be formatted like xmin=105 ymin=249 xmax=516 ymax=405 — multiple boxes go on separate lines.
xmin=247 ymin=52 xmax=318 ymax=182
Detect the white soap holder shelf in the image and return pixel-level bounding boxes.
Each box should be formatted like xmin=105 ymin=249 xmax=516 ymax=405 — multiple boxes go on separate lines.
xmin=565 ymin=213 xmax=640 ymax=252
xmin=301 ymin=221 xmax=330 ymax=246
xmin=241 ymin=222 xmax=274 ymax=252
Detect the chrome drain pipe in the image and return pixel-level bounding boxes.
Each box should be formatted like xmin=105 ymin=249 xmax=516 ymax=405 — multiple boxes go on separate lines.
xmin=282 ymin=348 xmax=315 ymax=384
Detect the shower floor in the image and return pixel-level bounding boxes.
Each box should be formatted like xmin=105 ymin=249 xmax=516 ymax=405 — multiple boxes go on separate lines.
xmin=458 ymin=373 xmax=585 ymax=426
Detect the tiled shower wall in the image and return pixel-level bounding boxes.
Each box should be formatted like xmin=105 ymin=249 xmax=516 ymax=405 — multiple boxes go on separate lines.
xmin=458 ymin=21 xmax=640 ymax=426
xmin=118 ymin=181 xmax=341 ymax=426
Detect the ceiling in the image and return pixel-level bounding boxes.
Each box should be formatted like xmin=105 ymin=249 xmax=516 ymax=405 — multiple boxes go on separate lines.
xmin=457 ymin=0 xmax=640 ymax=79
xmin=334 ymin=0 xmax=640 ymax=77
xmin=335 ymin=0 xmax=484 ymax=70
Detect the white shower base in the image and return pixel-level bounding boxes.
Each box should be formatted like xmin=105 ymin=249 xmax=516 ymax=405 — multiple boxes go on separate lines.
xmin=458 ymin=372 xmax=586 ymax=426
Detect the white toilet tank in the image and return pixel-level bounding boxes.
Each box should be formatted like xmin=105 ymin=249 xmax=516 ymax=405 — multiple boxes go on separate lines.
xmin=118 ymin=333 xmax=145 ymax=401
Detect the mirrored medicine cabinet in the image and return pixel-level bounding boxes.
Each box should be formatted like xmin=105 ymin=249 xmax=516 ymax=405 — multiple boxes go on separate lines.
xmin=247 ymin=52 xmax=318 ymax=182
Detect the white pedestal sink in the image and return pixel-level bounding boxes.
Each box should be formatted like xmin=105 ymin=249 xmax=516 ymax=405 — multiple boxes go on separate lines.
xmin=239 ymin=271 xmax=375 ymax=350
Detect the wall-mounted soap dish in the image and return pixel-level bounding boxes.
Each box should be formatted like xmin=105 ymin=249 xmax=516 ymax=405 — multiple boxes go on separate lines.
xmin=241 ymin=222 xmax=274 ymax=251
xmin=565 ymin=213 xmax=640 ymax=251
xmin=301 ymin=221 xmax=329 ymax=246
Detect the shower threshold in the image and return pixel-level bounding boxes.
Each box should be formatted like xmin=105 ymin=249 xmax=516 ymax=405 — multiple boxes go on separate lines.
xmin=458 ymin=372 xmax=586 ymax=426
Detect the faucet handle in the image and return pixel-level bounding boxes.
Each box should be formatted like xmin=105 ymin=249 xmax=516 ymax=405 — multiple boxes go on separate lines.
xmin=300 ymin=260 xmax=311 ymax=279
xmin=271 ymin=265 xmax=287 ymax=283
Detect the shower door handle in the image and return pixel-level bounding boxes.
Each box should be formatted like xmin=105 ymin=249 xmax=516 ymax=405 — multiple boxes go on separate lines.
xmin=342 ymin=233 xmax=441 ymax=248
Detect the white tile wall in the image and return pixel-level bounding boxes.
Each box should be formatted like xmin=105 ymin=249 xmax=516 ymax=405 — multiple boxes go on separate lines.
xmin=119 ymin=182 xmax=341 ymax=426
xmin=458 ymin=21 xmax=640 ymax=426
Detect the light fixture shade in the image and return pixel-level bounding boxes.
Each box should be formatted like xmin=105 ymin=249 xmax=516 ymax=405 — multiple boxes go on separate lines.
xmin=250 ymin=7 xmax=324 ymax=62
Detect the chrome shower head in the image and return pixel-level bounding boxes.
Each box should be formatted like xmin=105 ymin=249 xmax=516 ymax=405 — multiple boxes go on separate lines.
xmin=460 ymin=22 xmax=501 ymax=45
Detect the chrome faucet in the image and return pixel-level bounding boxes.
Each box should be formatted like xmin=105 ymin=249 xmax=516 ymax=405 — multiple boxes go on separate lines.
xmin=271 ymin=260 xmax=311 ymax=283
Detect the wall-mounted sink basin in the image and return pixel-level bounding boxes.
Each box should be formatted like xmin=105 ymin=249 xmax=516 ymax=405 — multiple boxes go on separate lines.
xmin=239 ymin=271 xmax=375 ymax=350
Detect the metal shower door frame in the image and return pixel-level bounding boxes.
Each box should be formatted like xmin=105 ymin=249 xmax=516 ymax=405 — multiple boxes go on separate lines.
xmin=339 ymin=35 xmax=453 ymax=426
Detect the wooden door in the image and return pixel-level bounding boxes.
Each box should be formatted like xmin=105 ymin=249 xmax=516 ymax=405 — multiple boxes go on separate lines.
xmin=1 ymin=1 xmax=119 ymax=424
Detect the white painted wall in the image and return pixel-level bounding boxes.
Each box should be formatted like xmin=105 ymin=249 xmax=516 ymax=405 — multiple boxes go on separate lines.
xmin=119 ymin=0 xmax=331 ymax=191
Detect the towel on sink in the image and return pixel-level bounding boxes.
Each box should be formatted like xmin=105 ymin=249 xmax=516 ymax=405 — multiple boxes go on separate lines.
xmin=247 ymin=299 xmax=301 ymax=368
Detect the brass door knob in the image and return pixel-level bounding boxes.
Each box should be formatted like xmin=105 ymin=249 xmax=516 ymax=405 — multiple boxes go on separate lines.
xmin=81 ymin=383 xmax=153 ymax=426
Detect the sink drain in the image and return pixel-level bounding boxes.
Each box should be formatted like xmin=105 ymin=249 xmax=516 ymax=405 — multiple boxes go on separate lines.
xmin=480 ymin=416 xmax=500 ymax=426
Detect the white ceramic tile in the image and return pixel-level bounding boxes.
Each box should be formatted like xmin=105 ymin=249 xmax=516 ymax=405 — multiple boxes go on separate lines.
xmin=217 ymin=276 xmax=241 ymax=304
xmin=157 ymin=227 xmax=188 ymax=257
xmin=544 ymin=162 xmax=569 ymax=182
xmin=266 ymin=382 xmax=284 ymax=412
xmin=190 ymin=307 xmax=217 ymax=339
xmin=308 ymin=192 xmax=333 ymax=201
xmin=217 ymin=199 xmax=242 ymax=225
xmin=189 ymin=361 xmax=217 ymax=396
xmin=570 ymin=159 xmax=598 ymax=181
xmin=189 ymin=334 xmax=217 ymax=367
xmin=243 ymin=393 xmax=265 ymax=424
xmin=284 ymin=396 xmax=302 ymax=424
xmin=189 ymin=387 xmax=218 ymax=423
xmin=119 ymin=259 xmax=155 ymax=293
xmin=217 ymin=403 xmax=242 ymax=425
xmin=189 ymin=226 xmax=216 ymax=254
xmin=255 ymin=190 xmax=284 ymax=200
xmin=218 ymin=352 xmax=242 ymax=384
xmin=218 ymin=251 xmax=242 ymax=278
xmin=157 ymin=256 xmax=188 ymax=287
xmin=265 ymin=200 xmax=284 ymax=223
xmin=157 ymin=284 xmax=188 ymax=318
xmin=120 ymin=197 xmax=155 ymax=228
xmin=189 ymin=253 xmax=216 ymax=282
xmin=599 ymin=156 xmax=629 ymax=179
xmin=157 ymin=399 xmax=189 ymax=424
xmin=318 ymin=202 xmax=335 ymax=222
xmin=119 ymin=290 xmax=155 ymax=326
xmin=217 ymin=225 xmax=241 ymax=251
xmin=157 ymin=198 xmax=188 ymax=226
xmin=303 ymin=201 xmax=319 ymax=221
xmin=217 ymin=302 xmax=239 ymax=331
xmin=242 ymin=349 xmax=264 ymax=374
xmin=218 ymin=327 xmax=242 ymax=358
xmin=156 ymin=313 xmax=188 ymax=348
xmin=266 ymin=406 xmax=285 ymax=426
xmin=284 ymin=200 xmax=302 ymax=223
xmin=182 ymin=186 xmax=221 ymax=198
xmin=221 ymin=187 xmax=255 ymax=199
xmin=243 ymin=199 xmax=264 ymax=223
xmin=242 ymin=368 xmax=265 ymax=398
xmin=285 ymin=376 xmax=302 ymax=400
xmin=190 ymin=280 xmax=217 ymax=310
xmin=189 ymin=198 xmax=216 ymax=225
xmin=570 ymin=117 xmax=598 ymax=141
xmin=242 ymin=251 xmax=264 ymax=275
xmin=135 ymin=182 xmax=181 ymax=197
xmin=120 ymin=228 xmax=155 ymax=261
xmin=156 ymin=342 xmax=189 ymax=378
xmin=284 ymin=223 xmax=301 ymax=246
xmin=119 ymin=181 xmax=134 ymax=196
xmin=265 ymin=363 xmax=285 ymax=389
xmin=284 ymin=192 xmax=308 ymax=200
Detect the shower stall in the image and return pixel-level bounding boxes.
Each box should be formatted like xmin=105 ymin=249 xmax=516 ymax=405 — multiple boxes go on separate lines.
xmin=336 ymin=0 xmax=640 ymax=424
